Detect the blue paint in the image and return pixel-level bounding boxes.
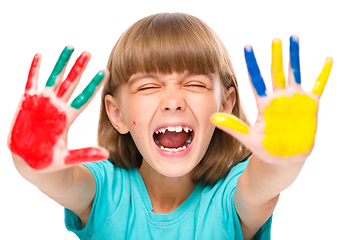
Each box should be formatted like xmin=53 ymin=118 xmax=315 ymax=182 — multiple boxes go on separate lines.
xmin=244 ymin=46 xmax=267 ymax=97
xmin=290 ymin=36 xmax=301 ymax=84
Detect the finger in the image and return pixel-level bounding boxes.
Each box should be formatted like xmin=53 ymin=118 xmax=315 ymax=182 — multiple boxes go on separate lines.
xmin=271 ymin=39 xmax=286 ymax=90
xmin=289 ymin=35 xmax=301 ymax=85
xmin=244 ymin=45 xmax=267 ymax=97
xmin=211 ymin=113 xmax=251 ymax=148
xmin=211 ymin=113 xmax=250 ymax=134
xmin=70 ymin=70 xmax=107 ymax=110
xmin=45 ymin=46 xmax=74 ymax=89
xmin=64 ymin=147 xmax=109 ymax=165
xmin=311 ymin=57 xmax=333 ymax=97
xmin=56 ymin=52 xmax=91 ymax=101
xmin=25 ymin=53 xmax=41 ymax=92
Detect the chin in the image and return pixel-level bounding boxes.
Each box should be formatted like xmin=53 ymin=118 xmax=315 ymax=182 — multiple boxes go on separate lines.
xmin=151 ymin=157 xmax=199 ymax=178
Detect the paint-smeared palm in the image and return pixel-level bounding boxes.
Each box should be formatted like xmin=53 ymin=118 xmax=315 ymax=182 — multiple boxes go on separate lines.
xmin=8 ymin=47 xmax=109 ymax=172
xmin=211 ymin=36 xmax=332 ymax=163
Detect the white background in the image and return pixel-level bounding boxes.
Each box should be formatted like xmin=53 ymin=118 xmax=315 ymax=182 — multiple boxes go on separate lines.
xmin=1 ymin=0 xmax=341 ymax=239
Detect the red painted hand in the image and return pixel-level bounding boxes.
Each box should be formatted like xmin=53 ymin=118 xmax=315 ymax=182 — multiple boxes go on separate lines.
xmin=8 ymin=47 xmax=109 ymax=171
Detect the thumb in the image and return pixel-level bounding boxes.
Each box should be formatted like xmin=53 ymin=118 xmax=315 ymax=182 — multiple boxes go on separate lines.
xmin=64 ymin=146 xmax=109 ymax=165
xmin=211 ymin=113 xmax=251 ymax=144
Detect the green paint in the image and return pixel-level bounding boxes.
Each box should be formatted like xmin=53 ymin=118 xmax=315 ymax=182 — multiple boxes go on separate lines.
xmin=70 ymin=70 xmax=105 ymax=109
xmin=46 ymin=46 xmax=74 ymax=87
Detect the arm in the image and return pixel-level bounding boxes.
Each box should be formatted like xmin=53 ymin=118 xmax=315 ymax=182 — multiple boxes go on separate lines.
xmin=234 ymin=155 xmax=302 ymax=238
xmin=12 ymin=154 xmax=96 ymax=226
xmin=211 ymin=36 xmax=333 ymax=239
xmin=8 ymin=47 xmax=109 ymax=227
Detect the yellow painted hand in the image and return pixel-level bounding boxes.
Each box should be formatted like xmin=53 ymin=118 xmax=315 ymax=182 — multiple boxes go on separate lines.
xmin=262 ymin=93 xmax=317 ymax=157
xmin=211 ymin=36 xmax=333 ymax=160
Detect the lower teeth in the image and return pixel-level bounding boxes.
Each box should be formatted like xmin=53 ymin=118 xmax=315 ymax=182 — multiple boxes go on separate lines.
xmin=160 ymin=145 xmax=187 ymax=152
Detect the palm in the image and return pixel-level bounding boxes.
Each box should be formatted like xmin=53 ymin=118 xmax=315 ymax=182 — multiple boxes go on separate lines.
xmin=212 ymin=36 xmax=332 ymax=163
xmin=8 ymin=47 xmax=109 ymax=171
xmin=250 ymin=88 xmax=319 ymax=162
xmin=11 ymin=93 xmax=68 ymax=169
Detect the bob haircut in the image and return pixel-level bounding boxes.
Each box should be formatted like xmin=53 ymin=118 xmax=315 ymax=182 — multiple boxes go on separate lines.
xmin=98 ymin=12 xmax=252 ymax=185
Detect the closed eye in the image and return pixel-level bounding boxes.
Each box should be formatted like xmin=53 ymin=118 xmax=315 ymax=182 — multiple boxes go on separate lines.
xmin=186 ymin=84 xmax=206 ymax=88
xmin=184 ymin=81 xmax=211 ymax=90
xmin=136 ymin=84 xmax=161 ymax=93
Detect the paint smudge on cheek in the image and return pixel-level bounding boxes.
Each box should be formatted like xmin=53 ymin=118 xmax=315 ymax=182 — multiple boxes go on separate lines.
xmin=10 ymin=94 xmax=67 ymax=169
xmin=132 ymin=121 xmax=136 ymax=126
xmin=262 ymin=94 xmax=318 ymax=157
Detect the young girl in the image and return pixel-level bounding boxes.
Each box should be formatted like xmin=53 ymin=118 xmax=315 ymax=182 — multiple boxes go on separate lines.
xmin=8 ymin=13 xmax=332 ymax=240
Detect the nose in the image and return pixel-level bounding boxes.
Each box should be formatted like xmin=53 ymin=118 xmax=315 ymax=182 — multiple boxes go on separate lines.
xmin=160 ymin=87 xmax=186 ymax=112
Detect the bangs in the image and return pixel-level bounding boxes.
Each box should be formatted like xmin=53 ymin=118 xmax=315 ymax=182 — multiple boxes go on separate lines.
xmin=108 ymin=13 xmax=227 ymax=85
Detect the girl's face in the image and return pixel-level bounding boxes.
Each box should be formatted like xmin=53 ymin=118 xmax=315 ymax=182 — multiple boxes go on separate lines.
xmin=107 ymin=72 xmax=234 ymax=177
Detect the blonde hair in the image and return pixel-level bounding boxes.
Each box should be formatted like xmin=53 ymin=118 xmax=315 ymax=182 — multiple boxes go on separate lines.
xmin=98 ymin=13 xmax=252 ymax=185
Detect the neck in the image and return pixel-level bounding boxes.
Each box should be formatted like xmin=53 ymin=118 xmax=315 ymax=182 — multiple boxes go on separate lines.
xmin=138 ymin=159 xmax=197 ymax=214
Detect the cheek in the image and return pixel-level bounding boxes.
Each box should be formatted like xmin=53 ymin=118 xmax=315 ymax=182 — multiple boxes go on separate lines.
xmin=187 ymin=93 xmax=220 ymax=117
xmin=125 ymin=103 xmax=156 ymax=127
xmin=123 ymin=96 xmax=158 ymax=137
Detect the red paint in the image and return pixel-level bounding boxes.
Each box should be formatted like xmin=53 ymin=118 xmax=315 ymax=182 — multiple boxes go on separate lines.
xmin=25 ymin=54 xmax=40 ymax=91
xmin=133 ymin=121 xmax=136 ymax=125
xmin=64 ymin=147 xmax=107 ymax=165
xmin=10 ymin=94 xmax=67 ymax=170
xmin=57 ymin=52 xmax=89 ymax=98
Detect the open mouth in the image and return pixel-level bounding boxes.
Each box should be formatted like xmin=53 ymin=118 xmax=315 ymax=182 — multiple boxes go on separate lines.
xmin=153 ymin=126 xmax=194 ymax=153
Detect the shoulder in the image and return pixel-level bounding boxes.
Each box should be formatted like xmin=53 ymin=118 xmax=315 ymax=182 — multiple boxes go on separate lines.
xmin=217 ymin=158 xmax=249 ymax=189
xmin=82 ymin=160 xmax=124 ymax=178
xmin=82 ymin=160 xmax=133 ymax=194
xmin=82 ymin=159 xmax=115 ymax=173
xmin=202 ymin=158 xmax=250 ymax=214
xmin=68 ymin=161 xmax=136 ymax=234
xmin=202 ymin=158 xmax=249 ymax=206
xmin=229 ymin=159 xmax=249 ymax=176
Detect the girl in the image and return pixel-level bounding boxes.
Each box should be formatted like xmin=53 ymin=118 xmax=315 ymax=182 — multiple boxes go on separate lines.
xmin=8 ymin=13 xmax=332 ymax=239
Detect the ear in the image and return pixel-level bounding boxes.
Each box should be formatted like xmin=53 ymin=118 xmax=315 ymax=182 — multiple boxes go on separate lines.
xmin=220 ymin=86 xmax=236 ymax=114
xmin=105 ymin=94 xmax=129 ymax=134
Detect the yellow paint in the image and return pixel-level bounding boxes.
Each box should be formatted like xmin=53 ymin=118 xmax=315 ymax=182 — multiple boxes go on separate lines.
xmin=311 ymin=57 xmax=333 ymax=96
xmin=263 ymin=94 xmax=318 ymax=157
xmin=211 ymin=113 xmax=250 ymax=134
xmin=271 ymin=39 xmax=286 ymax=89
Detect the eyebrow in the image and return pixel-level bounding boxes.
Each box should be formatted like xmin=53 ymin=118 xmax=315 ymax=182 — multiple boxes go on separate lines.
xmin=128 ymin=74 xmax=157 ymax=86
xmin=127 ymin=72 xmax=214 ymax=86
xmin=188 ymin=72 xmax=214 ymax=81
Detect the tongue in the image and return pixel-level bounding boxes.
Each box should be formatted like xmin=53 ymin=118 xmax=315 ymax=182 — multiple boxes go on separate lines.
xmin=157 ymin=131 xmax=189 ymax=148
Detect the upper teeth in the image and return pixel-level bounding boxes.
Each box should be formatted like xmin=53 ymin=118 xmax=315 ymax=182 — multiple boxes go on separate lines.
xmin=155 ymin=126 xmax=193 ymax=134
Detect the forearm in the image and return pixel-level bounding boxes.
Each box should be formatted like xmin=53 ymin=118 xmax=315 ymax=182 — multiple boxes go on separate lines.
xmin=12 ymin=153 xmax=73 ymax=197
xmin=238 ymin=154 xmax=306 ymax=205
xmin=234 ymin=154 xmax=306 ymax=239
xmin=12 ymin=153 xmax=95 ymax=220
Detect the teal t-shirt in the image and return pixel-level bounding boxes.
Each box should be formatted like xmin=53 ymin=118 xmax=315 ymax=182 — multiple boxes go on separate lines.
xmin=65 ymin=159 xmax=272 ymax=239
